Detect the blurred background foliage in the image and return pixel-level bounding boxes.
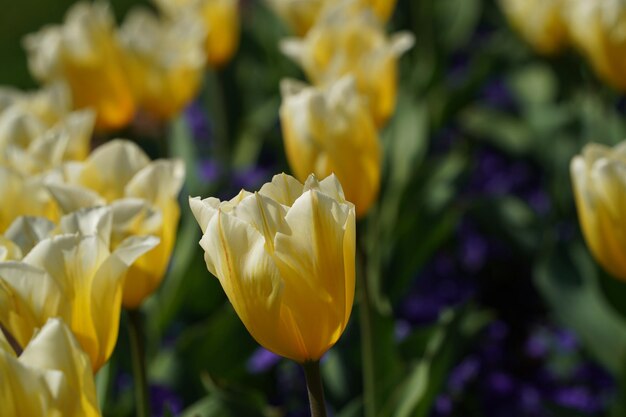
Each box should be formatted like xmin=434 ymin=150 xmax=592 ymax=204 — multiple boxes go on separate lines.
xmin=5 ymin=0 xmax=626 ymax=416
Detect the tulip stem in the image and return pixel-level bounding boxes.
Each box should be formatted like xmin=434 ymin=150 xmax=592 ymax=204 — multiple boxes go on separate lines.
xmin=358 ymin=252 xmax=377 ymax=417
xmin=302 ymin=360 xmax=328 ymax=417
xmin=128 ymin=309 xmax=151 ymax=417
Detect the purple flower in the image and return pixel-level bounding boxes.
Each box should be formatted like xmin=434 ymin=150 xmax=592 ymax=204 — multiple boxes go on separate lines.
xmin=247 ymin=347 xmax=281 ymax=374
xmin=150 ymin=384 xmax=183 ymax=417
xmin=185 ymin=101 xmax=213 ymax=144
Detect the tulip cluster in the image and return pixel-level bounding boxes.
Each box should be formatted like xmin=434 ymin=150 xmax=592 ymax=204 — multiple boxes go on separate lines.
xmin=269 ymin=0 xmax=413 ymax=218
xmin=500 ymin=0 xmax=626 ymax=91
xmin=0 ymin=77 xmax=184 ymax=413
xmin=24 ymin=0 xmax=240 ymax=130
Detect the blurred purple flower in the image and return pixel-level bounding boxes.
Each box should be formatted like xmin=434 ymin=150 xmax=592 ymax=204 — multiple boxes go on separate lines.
xmin=185 ymin=101 xmax=213 ymax=144
xmin=248 ymin=347 xmax=281 ymax=374
xmin=449 ymin=356 xmax=480 ymax=393
xmin=199 ymin=159 xmax=221 ymax=183
xmin=150 ymin=384 xmax=183 ymax=417
xmin=233 ymin=166 xmax=271 ymax=190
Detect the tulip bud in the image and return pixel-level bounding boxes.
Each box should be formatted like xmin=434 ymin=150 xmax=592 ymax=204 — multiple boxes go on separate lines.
xmin=190 ymin=173 xmax=355 ymax=363
xmin=23 ymin=1 xmax=135 ymax=130
xmin=499 ymin=0 xmax=568 ymax=55
xmin=280 ymin=76 xmax=381 ymax=217
xmin=281 ymin=5 xmax=414 ymax=126
xmin=0 ymin=318 xmax=101 ymax=416
xmin=154 ymin=0 xmax=240 ymax=67
xmin=571 ymin=142 xmax=626 ymax=280
xmin=119 ymin=7 xmax=206 ymax=119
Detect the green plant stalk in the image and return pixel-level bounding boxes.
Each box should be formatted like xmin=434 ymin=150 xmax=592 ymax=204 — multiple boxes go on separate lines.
xmin=357 ymin=242 xmax=377 ymax=417
xmin=128 ymin=309 xmax=151 ymax=417
xmin=302 ymin=360 xmax=328 ymax=417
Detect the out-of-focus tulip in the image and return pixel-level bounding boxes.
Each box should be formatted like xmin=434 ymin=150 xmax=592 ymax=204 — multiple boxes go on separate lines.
xmin=154 ymin=0 xmax=240 ymax=67
xmin=0 ymin=105 xmax=94 ymax=175
xmin=281 ymin=5 xmax=414 ymax=126
xmin=190 ymin=173 xmax=355 ymax=362
xmin=564 ymin=0 xmax=626 ymax=91
xmin=360 ymin=0 xmax=397 ymax=22
xmin=120 ymin=8 xmax=206 ymax=119
xmin=0 ymin=83 xmax=72 ymax=125
xmin=0 ymin=166 xmax=58 ymax=233
xmin=265 ymin=0 xmax=327 ymax=36
xmin=0 ymin=319 xmax=101 ymax=416
xmin=0 ymin=207 xmax=158 ymax=371
xmin=571 ymin=142 xmax=626 ymax=280
xmin=23 ymin=1 xmax=135 ymax=130
xmin=280 ymin=76 xmax=381 ymax=217
xmin=47 ymin=140 xmax=185 ymax=308
xmin=266 ymin=0 xmax=397 ymax=37
xmin=499 ymin=0 xmax=568 ymax=55
xmin=0 ymin=237 xmax=22 ymax=261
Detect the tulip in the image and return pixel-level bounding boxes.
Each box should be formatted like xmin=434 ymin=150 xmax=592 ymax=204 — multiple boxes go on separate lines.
xmin=46 ymin=140 xmax=185 ymax=308
xmin=0 ymin=237 xmax=21 ymax=261
xmin=0 ymin=82 xmax=72 ymax=126
xmin=265 ymin=0 xmax=327 ymax=36
xmin=565 ymin=0 xmax=626 ymax=90
xmin=499 ymin=0 xmax=568 ymax=55
xmin=0 ymin=318 xmax=101 ymax=416
xmin=0 ymin=105 xmax=95 ymax=175
xmin=360 ymin=0 xmax=397 ymax=22
xmin=0 ymin=166 xmax=59 ymax=233
xmin=190 ymin=173 xmax=355 ymax=363
xmin=119 ymin=7 xmax=206 ymax=119
xmin=280 ymin=76 xmax=381 ymax=217
xmin=154 ymin=0 xmax=240 ymax=67
xmin=571 ymin=142 xmax=626 ymax=280
xmin=281 ymin=5 xmax=414 ymax=126
xmin=23 ymin=1 xmax=135 ymax=130
xmin=0 ymin=207 xmax=159 ymax=371
xmin=266 ymin=0 xmax=397 ymax=37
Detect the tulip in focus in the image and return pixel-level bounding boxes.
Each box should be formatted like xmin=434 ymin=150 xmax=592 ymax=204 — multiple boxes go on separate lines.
xmin=190 ymin=173 xmax=355 ymax=363
xmin=0 ymin=207 xmax=159 ymax=371
xmin=565 ymin=0 xmax=626 ymax=90
xmin=280 ymin=76 xmax=381 ymax=217
xmin=281 ymin=4 xmax=414 ymax=126
xmin=0 ymin=319 xmax=101 ymax=416
xmin=571 ymin=142 xmax=626 ymax=280
xmin=154 ymin=0 xmax=240 ymax=67
xmin=499 ymin=0 xmax=568 ymax=55
xmin=23 ymin=1 xmax=135 ymax=130
xmin=120 ymin=8 xmax=206 ymax=119
xmin=47 ymin=140 xmax=185 ymax=308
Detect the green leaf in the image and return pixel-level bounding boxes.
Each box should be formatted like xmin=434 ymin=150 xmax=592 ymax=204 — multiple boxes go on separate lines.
xmin=433 ymin=0 xmax=482 ymax=51
xmin=534 ymin=241 xmax=626 ymax=374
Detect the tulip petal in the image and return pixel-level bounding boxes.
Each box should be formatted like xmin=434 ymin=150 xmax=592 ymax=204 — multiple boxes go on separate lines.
xmin=273 ymin=189 xmax=353 ymax=360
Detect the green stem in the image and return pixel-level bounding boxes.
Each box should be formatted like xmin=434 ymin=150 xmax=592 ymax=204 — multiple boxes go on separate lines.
xmin=128 ymin=309 xmax=151 ymax=417
xmin=357 ymin=240 xmax=376 ymax=417
xmin=302 ymin=360 xmax=328 ymax=417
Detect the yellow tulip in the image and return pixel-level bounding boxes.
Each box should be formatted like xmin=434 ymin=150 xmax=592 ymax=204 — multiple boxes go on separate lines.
xmin=280 ymin=76 xmax=381 ymax=217
xmin=120 ymin=7 xmax=206 ymax=119
xmin=0 ymin=207 xmax=158 ymax=371
xmin=571 ymin=142 xmax=626 ymax=280
xmin=23 ymin=1 xmax=135 ymax=130
xmin=266 ymin=0 xmax=397 ymax=37
xmin=190 ymin=173 xmax=355 ymax=362
xmin=499 ymin=0 xmax=568 ymax=55
xmin=46 ymin=140 xmax=185 ymax=308
xmin=0 ymin=166 xmax=59 ymax=233
xmin=564 ymin=0 xmax=626 ymax=90
xmin=0 ymin=318 xmax=101 ymax=417
xmin=154 ymin=0 xmax=240 ymax=67
xmin=0 ymin=82 xmax=72 ymax=126
xmin=265 ymin=0 xmax=327 ymax=36
xmin=281 ymin=5 xmax=414 ymax=126
xmin=0 ymin=105 xmax=95 ymax=175
xmin=0 ymin=236 xmax=22 ymax=261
